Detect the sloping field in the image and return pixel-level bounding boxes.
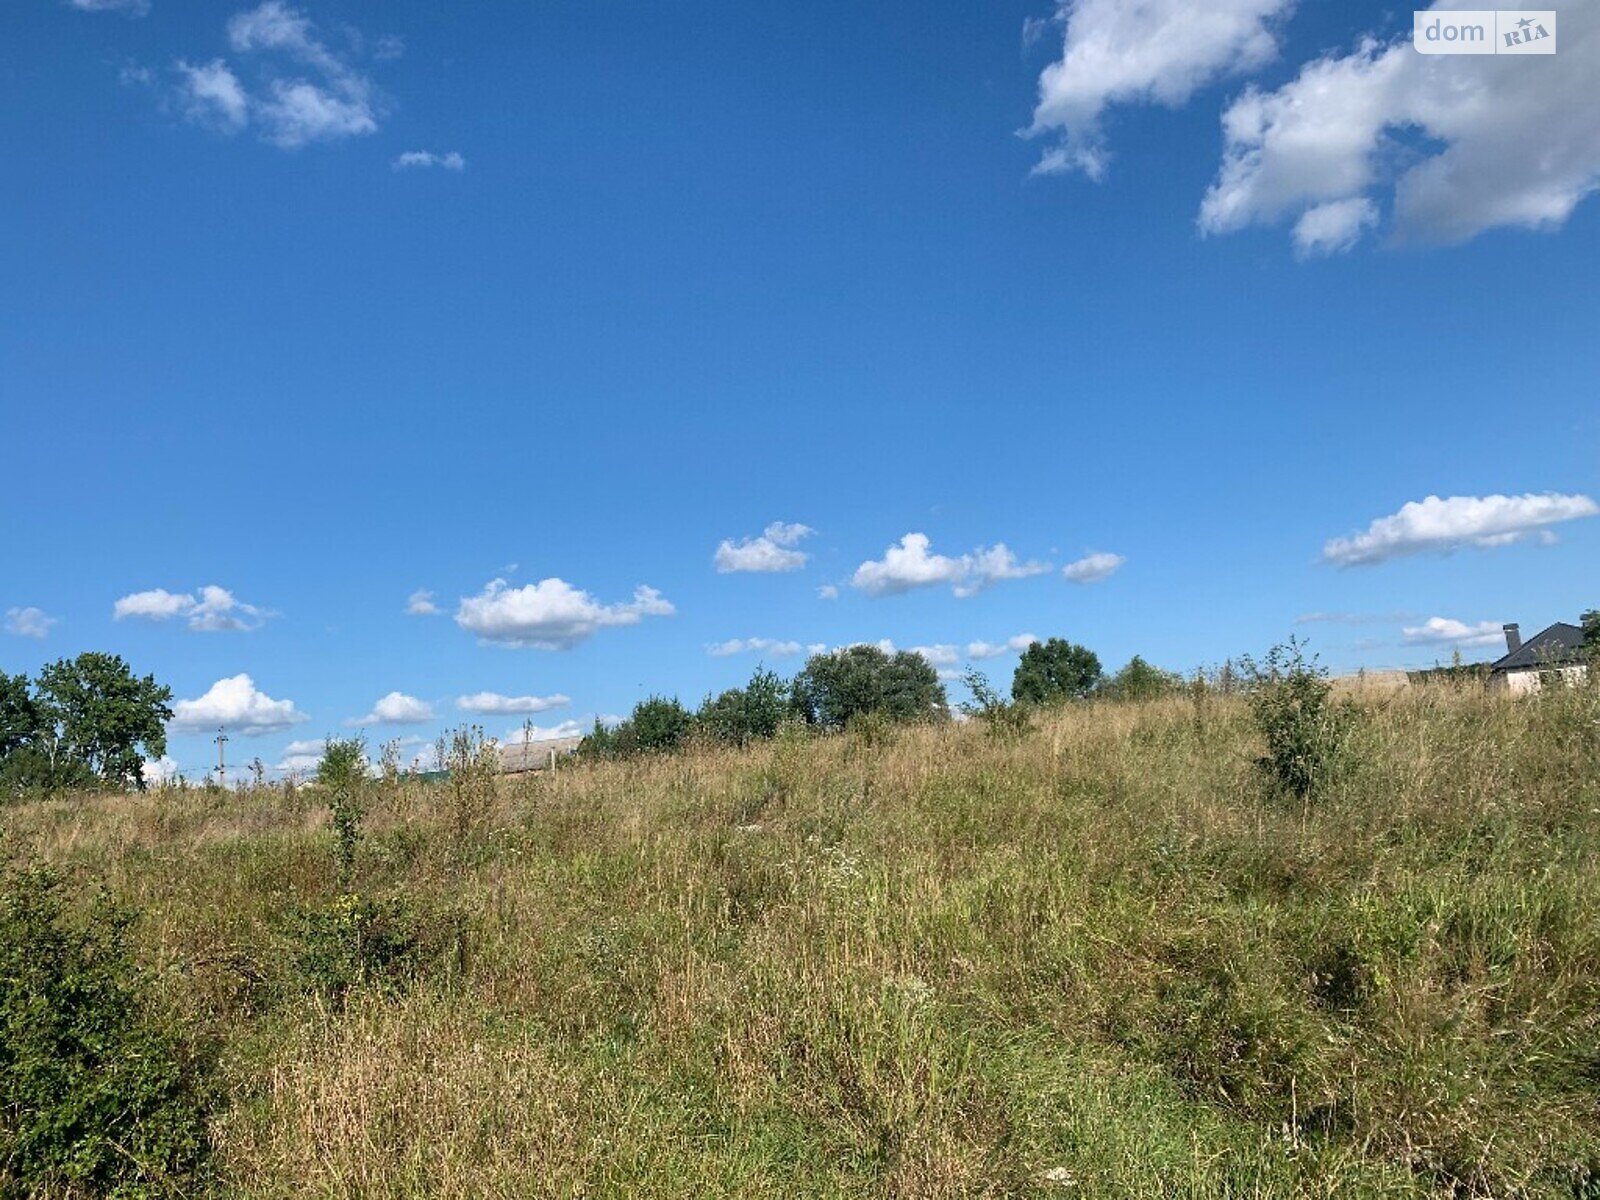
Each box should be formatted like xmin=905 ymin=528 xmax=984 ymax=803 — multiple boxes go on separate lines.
xmin=6 ymin=684 xmax=1600 ymax=1197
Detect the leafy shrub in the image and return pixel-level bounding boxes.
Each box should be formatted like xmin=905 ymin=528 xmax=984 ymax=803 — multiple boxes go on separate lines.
xmin=1240 ymin=639 xmax=1356 ymax=800
xmin=1097 ymin=655 xmax=1184 ymax=702
xmin=316 ymin=736 xmax=369 ymax=888
xmin=0 ymin=863 xmax=213 ymax=1197
xmin=960 ymin=669 xmax=1031 ymax=741
xmin=290 ymin=891 xmax=453 ymax=1004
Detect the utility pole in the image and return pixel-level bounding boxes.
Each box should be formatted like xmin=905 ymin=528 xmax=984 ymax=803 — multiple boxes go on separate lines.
xmin=214 ymin=727 xmax=229 ymax=787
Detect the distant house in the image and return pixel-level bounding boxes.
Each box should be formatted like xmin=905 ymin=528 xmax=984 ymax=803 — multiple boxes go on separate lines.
xmin=1488 ymin=621 xmax=1590 ymax=694
xmin=498 ymin=735 xmax=583 ymax=774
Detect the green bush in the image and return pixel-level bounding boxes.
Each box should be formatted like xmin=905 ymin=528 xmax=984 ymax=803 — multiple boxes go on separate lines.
xmin=960 ymin=668 xmax=1031 ymax=741
xmin=0 ymin=863 xmax=213 ymax=1197
xmin=316 ymin=736 xmax=369 ymax=888
xmin=290 ymin=891 xmax=438 ymax=1004
xmin=1240 ymin=639 xmax=1356 ymax=800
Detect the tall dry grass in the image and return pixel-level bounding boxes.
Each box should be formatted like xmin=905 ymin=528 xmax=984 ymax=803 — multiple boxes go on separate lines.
xmin=3 ymin=682 xmax=1598 ymax=1197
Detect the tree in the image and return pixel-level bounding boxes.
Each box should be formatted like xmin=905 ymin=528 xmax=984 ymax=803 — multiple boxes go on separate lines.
xmin=1011 ymin=638 xmax=1101 ymax=706
xmin=623 ymin=696 xmax=694 ymax=753
xmin=0 ymin=671 xmax=41 ymax=760
xmin=1097 ymin=655 xmax=1183 ymax=702
xmin=697 ymin=668 xmax=790 ymax=746
xmin=791 ymin=644 xmax=948 ymax=729
xmin=34 ymin=654 xmax=173 ymax=790
xmin=1583 ymin=610 xmax=1599 ymax=655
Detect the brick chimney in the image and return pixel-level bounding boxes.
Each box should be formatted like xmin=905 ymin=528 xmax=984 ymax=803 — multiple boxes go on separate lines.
xmin=1502 ymin=623 xmax=1522 ymax=654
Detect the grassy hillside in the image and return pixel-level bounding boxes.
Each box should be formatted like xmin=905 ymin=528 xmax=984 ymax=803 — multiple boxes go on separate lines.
xmin=5 ymin=683 xmax=1600 ymax=1197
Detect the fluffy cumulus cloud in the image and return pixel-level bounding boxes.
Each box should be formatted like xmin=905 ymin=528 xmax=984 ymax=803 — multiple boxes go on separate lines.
xmin=113 ymin=585 xmax=269 ymax=631
xmin=713 ymin=522 xmax=814 ymax=573
xmin=393 ymin=150 xmax=465 ymax=171
xmin=456 ymin=578 xmax=674 ymax=650
xmin=274 ymin=737 xmax=327 ymax=774
xmin=351 ymin=691 xmax=434 ymax=726
xmin=1322 ymin=493 xmax=1598 ymax=566
xmin=1062 ymin=551 xmax=1126 ymax=584
xmin=5 ymin=607 xmax=57 ymax=639
xmin=1026 ymin=0 xmax=1293 ymax=179
xmin=851 ymin=533 xmax=1048 ymax=599
xmin=1402 ymin=617 xmax=1506 ymax=648
xmin=817 ymin=584 xmax=840 ymax=601
xmin=1201 ymin=5 xmax=1600 ymax=250
xmin=171 ymin=674 xmax=307 ymax=733
xmin=173 ymin=1 xmax=384 ymax=150
xmin=456 ymin=691 xmax=570 ymax=715
xmin=405 ymin=588 xmax=439 ymax=616
xmin=707 ymin=637 xmax=822 ymax=658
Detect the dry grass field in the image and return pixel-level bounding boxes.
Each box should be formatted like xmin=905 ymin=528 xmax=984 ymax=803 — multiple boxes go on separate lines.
xmin=5 ymin=681 xmax=1600 ymax=1197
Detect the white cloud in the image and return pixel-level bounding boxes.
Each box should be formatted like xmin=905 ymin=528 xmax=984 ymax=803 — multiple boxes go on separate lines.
xmin=5 ymin=607 xmax=57 ymax=639
xmin=175 ymin=59 xmax=249 ymax=132
xmin=1402 ymin=617 xmax=1506 ymax=648
xmin=708 ymin=637 xmax=817 ymax=658
xmin=173 ymin=2 xmax=382 ymax=150
xmin=1293 ymin=197 xmax=1379 ymax=258
xmin=141 ymin=755 xmax=179 ymax=785
xmin=456 ymin=577 xmax=674 ymax=650
xmin=1322 ymin=493 xmax=1598 ymax=567
xmin=966 ymin=633 xmax=1040 ymax=659
xmin=67 ymin=0 xmax=150 ymax=15
xmin=1201 ymin=6 xmax=1600 ymax=249
xmin=1062 ymin=551 xmax=1126 ymax=583
xmin=393 ymin=150 xmax=465 ymax=171
xmin=852 ymin=534 xmax=966 ymax=596
xmin=1026 ymin=0 xmax=1293 ymax=179
xmin=713 ymin=521 xmax=814 ymax=573
xmin=275 ymin=737 xmax=326 ymax=773
xmin=851 ymin=533 xmax=1048 ymax=599
xmin=351 ymin=691 xmax=434 ymax=726
xmin=956 ymin=544 xmax=1052 ymax=597
xmin=502 ymin=719 xmax=586 ymax=745
xmin=113 ymin=584 xmax=268 ymax=632
xmin=456 ymin=691 xmax=570 ymax=715
xmin=405 ymin=588 xmax=439 ymax=616
xmin=817 ymin=584 xmax=840 ymax=600
xmin=171 ymin=674 xmax=308 ymax=734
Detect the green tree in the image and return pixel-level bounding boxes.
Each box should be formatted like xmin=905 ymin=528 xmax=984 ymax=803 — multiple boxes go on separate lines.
xmin=0 ymin=672 xmax=41 ymax=760
xmin=1098 ymin=655 xmax=1184 ymax=702
xmin=791 ymin=644 xmax=948 ymax=729
xmin=1583 ymin=610 xmax=1599 ymax=655
xmin=697 ymin=668 xmax=790 ymax=746
xmin=33 ymin=654 xmax=172 ymax=790
xmin=624 ymin=696 xmax=694 ymax=753
xmin=1011 ymin=638 xmax=1102 ymax=706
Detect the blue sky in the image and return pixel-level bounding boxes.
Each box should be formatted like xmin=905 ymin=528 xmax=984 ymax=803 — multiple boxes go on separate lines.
xmin=3 ymin=0 xmax=1597 ymax=779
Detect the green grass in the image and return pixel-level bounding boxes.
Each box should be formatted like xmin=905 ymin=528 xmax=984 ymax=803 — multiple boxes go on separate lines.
xmin=4 ymin=681 xmax=1599 ymax=1197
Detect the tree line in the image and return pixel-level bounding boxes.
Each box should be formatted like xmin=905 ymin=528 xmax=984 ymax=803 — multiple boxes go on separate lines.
xmin=581 ymin=638 xmax=1188 ymax=758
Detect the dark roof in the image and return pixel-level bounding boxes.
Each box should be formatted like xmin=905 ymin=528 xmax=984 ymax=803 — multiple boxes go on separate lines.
xmin=1491 ymin=622 xmax=1587 ymax=672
